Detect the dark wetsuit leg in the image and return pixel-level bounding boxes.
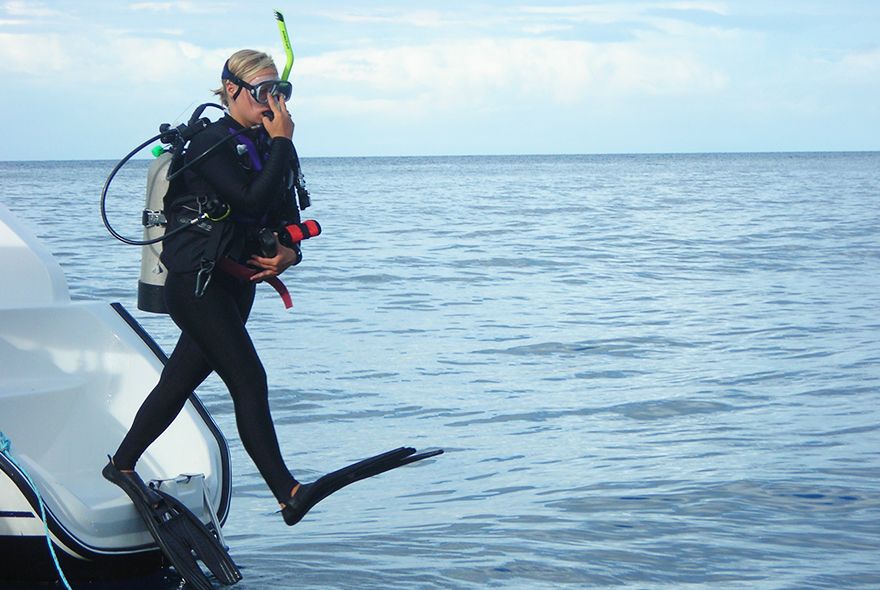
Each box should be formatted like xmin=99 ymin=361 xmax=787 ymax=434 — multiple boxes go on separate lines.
xmin=113 ymin=330 xmax=211 ymax=470
xmin=114 ymin=270 xmax=297 ymax=502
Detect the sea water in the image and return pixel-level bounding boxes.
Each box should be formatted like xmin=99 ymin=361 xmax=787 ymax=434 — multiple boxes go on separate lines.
xmin=1 ymin=152 xmax=879 ymax=589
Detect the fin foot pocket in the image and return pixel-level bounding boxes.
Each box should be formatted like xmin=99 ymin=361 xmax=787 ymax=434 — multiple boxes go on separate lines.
xmin=102 ymin=459 xmax=242 ymax=588
xmin=282 ymin=446 xmax=444 ymax=526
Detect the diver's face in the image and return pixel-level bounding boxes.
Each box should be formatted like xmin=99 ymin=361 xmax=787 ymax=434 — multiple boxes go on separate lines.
xmin=227 ymin=67 xmax=279 ymax=126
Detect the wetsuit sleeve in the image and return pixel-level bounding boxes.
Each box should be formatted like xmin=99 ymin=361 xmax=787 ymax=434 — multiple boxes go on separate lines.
xmin=185 ymin=131 xmax=293 ymax=218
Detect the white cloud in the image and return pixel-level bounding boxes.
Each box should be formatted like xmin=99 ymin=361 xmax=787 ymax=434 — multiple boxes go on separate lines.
xmin=317 ymin=9 xmax=448 ymax=28
xmin=128 ymin=1 xmax=228 ymax=14
xmin=297 ymin=37 xmax=727 ymax=117
xmin=128 ymin=2 xmax=175 ymax=11
xmin=104 ymin=37 xmax=218 ymax=82
xmin=0 ymin=28 xmax=234 ymax=109
xmin=1 ymin=1 xmax=61 ymax=18
xmin=316 ymin=2 xmax=731 ymax=38
xmin=660 ymin=1 xmax=729 ymax=15
xmin=0 ymin=32 xmax=158 ymax=77
xmin=519 ymin=1 xmax=729 ymax=23
xmin=0 ymin=1 xmax=734 ymax=124
xmin=521 ymin=23 xmax=574 ymax=35
xmin=837 ymin=47 xmax=880 ymax=77
xmin=0 ymin=32 xmax=72 ymax=74
xmin=519 ymin=4 xmax=645 ymax=25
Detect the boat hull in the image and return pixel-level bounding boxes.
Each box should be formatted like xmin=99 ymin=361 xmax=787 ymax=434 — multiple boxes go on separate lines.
xmin=0 ymin=303 xmax=232 ymax=582
xmin=0 ymin=202 xmax=233 ymax=582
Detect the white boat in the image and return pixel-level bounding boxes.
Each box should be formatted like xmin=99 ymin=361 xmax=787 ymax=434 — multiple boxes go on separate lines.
xmin=0 ymin=202 xmax=233 ymax=583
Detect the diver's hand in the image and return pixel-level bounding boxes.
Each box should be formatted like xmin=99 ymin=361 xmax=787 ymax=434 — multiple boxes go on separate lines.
xmin=262 ymin=94 xmax=294 ymax=139
xmin=248 ymin=239 xmax=299 ymax=281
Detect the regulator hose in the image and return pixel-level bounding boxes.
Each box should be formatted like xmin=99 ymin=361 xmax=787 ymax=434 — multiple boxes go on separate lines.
xmin=99 ymin=104 xmax=257 ymax=247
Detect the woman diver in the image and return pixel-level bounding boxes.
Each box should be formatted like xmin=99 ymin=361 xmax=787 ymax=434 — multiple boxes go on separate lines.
xmin=103 ymin=50 xmax=440 ymax=533
xmin=104 ymin=49 xmax=310 ymax=521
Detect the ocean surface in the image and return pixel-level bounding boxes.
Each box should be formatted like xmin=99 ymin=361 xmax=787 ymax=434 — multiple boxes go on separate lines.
xmin=1 ymin=152 xmax=879 ymax=589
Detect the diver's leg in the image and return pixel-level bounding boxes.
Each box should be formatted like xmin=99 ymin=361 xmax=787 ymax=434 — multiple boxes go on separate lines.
xmin=167 ymin=272 xmax=298 ymax=502
xmin=113 ymin=274 xmax=213 ymax=470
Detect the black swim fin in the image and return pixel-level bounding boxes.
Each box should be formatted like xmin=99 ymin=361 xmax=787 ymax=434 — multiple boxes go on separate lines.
xmin=282 ymin=446 xmax=444 ymax=526
xmin=102 ymin=459 xmax=242 ymax=589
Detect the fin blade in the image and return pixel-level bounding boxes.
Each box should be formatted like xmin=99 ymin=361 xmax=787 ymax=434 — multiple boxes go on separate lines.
xmin=282 ymin=446 xmax=444 ymax=525
xmin=309 ymin=447 xmax=417 ymax=497
xmin=157 ymin=490 xmax=243 ymax=585
xmin=396 ymin=448 xmax=445 ymax=467
xmin=161 ymin=515 xmax=217 ymax=590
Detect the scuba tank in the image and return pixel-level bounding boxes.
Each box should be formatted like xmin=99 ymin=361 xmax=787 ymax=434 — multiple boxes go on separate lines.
xmin=101 ymin=104 xmax=223 ymax=313
xmin=138 ymin=151 xmax=173 ymax=313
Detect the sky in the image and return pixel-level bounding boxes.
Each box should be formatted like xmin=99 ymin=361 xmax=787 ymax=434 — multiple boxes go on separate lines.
xmin=0 ymin=0 xmax=878 ymax=159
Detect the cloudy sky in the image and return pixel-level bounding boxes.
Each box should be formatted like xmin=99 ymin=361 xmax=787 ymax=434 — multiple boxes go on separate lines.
xmin=1 ymin=0 xmax=878 ymax=159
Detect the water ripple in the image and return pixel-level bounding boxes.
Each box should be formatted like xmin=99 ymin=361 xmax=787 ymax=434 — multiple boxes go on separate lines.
xmin=2 ymin=153 xmax=879 ymax=589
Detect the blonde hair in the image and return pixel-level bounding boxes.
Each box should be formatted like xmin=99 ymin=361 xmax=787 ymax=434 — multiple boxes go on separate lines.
xmin=213 ymin=49 xmax=278 ymax=106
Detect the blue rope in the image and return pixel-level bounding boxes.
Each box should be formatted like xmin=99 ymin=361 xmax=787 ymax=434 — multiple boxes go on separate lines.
xmin=0 ymin=431 xmax=74 ymax=590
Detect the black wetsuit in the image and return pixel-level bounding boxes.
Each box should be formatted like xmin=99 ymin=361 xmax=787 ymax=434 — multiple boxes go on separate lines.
xmin=113 ymin=115 xmax=299 ymax=502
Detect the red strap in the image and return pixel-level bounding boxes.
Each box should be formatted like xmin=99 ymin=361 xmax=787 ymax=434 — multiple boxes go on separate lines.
xmin=216 ymin=258 xmax=293 ymax=309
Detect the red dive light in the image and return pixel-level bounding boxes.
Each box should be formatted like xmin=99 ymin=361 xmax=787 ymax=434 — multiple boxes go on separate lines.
xmin=278 ymin=219 xmax=321 ymax=248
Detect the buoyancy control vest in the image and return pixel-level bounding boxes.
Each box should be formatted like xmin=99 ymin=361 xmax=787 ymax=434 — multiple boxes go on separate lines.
xmin=132 ymin=104 xmax=312 ymax=313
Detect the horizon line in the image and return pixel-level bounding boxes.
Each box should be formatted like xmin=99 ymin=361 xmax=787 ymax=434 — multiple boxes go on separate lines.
xmin=2 ymin=149 xmax=879 ymax=164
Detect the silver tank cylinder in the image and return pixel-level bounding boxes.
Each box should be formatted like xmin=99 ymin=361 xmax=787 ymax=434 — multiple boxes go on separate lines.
xmin=137 ymin=151 xmax=172 ymax=313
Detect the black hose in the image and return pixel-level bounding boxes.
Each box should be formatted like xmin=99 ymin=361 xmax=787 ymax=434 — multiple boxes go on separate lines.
xmin=99 ymin=131 xmax=178 ymax=246
xmin=99 ymin=104 xmax=252 ymax=246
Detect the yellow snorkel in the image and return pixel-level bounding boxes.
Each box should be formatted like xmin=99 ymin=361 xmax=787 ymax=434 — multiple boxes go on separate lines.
xmin=271 ymin=8 xmax=310 ymax=210
xmin=273 ymin=9 xmax=294 ymax=81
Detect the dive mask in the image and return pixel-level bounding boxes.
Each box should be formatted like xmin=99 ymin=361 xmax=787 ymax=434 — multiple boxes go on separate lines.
xmin=223 ymin=61 xmax=293 ymax=104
